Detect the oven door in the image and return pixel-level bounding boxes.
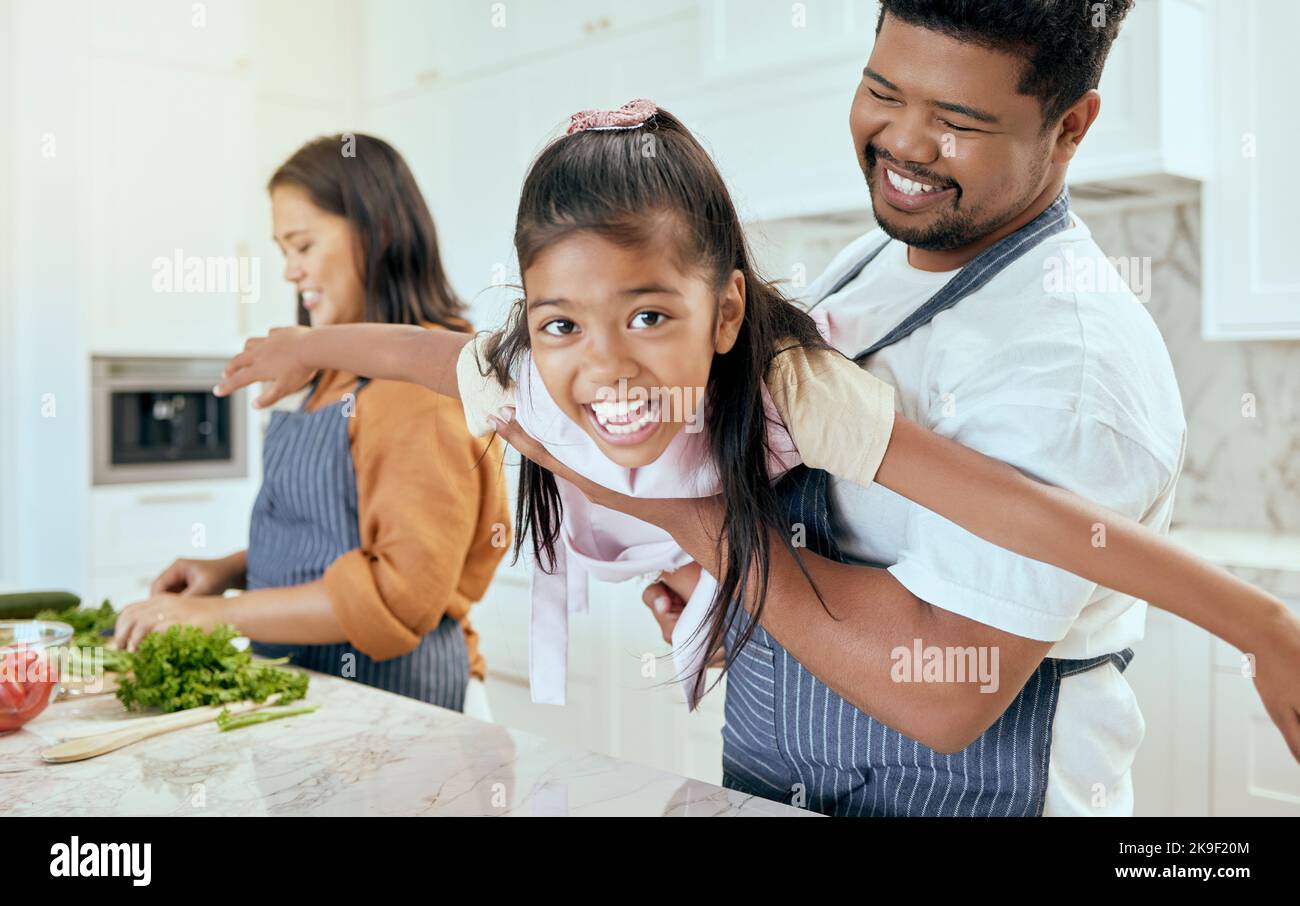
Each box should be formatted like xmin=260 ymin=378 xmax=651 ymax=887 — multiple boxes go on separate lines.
xmin=92 ymin=357 xmax=247 ymax=486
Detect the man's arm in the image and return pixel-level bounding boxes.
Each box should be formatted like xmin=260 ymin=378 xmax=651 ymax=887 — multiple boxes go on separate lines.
xmin=645 ymin=494 xmax=1052 ymax=753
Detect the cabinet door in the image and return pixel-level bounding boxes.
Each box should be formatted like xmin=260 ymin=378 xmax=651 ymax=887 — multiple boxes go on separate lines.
xmin=90 ymin=481 xmax=257 ymax=575
xmin=251 ymin=0 xmax=356 ymax=105
xmin=1202 ymin=0 xmax=1300 ymax=338
xmin=361 ymin=0 xmax=697 ymax=102
xmin=700 ymin=0 xmax=875 ymax=82
xmin=1209 ymin=593 xmax=1300 ymax=815
xmin=88 ymin=57 xmax=253 ymax=354
xmin=89 ymin=0 xmax=249 ymax=70
xmin=1212 ymin=675 xmax=1300 ymax=816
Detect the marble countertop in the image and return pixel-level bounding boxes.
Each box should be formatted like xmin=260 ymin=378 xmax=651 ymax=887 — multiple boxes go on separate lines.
xmin=0 ymin=671 xmax=810 ymax=817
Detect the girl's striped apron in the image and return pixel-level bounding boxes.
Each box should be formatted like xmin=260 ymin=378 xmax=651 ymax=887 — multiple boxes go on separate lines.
xmin=720 ymin=188 xmax=1136 ymax=816
xmin=245 ymin=377 xmax=470 ymax=711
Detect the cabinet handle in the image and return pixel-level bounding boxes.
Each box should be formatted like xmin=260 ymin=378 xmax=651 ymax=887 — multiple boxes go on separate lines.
xmin=135 ymin=492 xmax=216 ymax=506
xmin=236 ymin=240 xmax=253 ymax=338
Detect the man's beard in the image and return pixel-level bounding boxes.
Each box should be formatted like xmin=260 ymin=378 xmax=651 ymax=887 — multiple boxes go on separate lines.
xmin=864 ymin=147 xmax=1046 ymax=253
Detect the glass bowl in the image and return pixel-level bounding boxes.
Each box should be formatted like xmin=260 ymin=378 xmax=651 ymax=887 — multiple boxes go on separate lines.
xmin=0 ymin=620 xmax=74 ymax=733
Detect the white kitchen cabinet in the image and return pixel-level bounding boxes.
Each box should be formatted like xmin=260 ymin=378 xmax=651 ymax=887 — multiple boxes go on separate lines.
xmin=1201 ymin=0 xmax=1300 ymax=339
xmin=699 ymin=0 xmax=875 ymax=82
xmin=1070 ymin=0 xmax=1210 ymax=184
xmin=89 ymin=0 xmax=250 ymax=71
xmin=90 ymin=481 xmax=258 ymax=576
xmin=87 ymin=54 xmax=254 ymax=356
xmin=250 ymin=0 xmax=358 ymax=106
xmin=361 ymin=0 xmax=694 ymax=102
xmin=1213 ymin=670 xmax=1300 ymax=816
xmin=1208 ymin=592 xmax=1300 ymax=816
xmin=1130 ymin=530 xmax=1300 ymax=817
xmin=670 ymin=0 xmax=876 ymax=221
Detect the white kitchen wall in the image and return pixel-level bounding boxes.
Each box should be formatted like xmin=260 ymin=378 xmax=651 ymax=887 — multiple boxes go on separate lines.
xmin=0 ymin=0 xmax=15 ymax=589
xmin=3 ymin=0 xmax=360 ymax=599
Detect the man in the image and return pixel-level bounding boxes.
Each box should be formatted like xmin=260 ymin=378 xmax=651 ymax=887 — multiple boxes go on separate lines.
xmin=491 ymin=0 xmax=1195 ymax=816
xmin=645 ymin=0 xmax=1184 ymax=816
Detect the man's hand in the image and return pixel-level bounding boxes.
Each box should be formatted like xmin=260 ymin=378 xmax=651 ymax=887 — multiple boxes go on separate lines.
xmin=642 ymin=580 xmax=686 ymax=645
xmin=642 ymin=563 xmax=725 ymax=668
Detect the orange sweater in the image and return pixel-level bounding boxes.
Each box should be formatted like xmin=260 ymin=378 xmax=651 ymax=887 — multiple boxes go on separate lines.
xmin=304 ymin=323 xmax=511 ymax=681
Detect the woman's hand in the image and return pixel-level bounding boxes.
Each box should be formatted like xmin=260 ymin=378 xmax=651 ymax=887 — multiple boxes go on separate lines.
xmin=113 ymin=593 xmax=229 ymax=653
xmin=1250 ymin=607 xmax=1300 ymax=762
xmin=150 ymin=553 xmax=244 ymax=597
xmin=214 ymin=326 xmax=317 ymax=408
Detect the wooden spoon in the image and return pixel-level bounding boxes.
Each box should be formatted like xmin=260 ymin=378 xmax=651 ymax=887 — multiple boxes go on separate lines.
xmin=40 ymin=694 xmax=284 ymax=763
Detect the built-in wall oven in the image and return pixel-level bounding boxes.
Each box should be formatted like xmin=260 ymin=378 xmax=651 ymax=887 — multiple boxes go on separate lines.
xmin=91 ymin=356 xmax=246 ymax=486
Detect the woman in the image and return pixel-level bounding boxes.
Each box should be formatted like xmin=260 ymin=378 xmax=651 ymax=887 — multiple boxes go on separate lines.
xmin=114 ymin=134 xmax=511 ymax=713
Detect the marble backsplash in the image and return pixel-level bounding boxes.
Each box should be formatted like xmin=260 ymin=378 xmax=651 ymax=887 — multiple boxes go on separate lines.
xmin=750 ymin=198 xmax=1300 ymax=534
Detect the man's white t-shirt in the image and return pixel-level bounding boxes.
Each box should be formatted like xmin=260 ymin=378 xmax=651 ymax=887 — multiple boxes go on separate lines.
xmin=805 ymin=213 xmax=1187 ymax=816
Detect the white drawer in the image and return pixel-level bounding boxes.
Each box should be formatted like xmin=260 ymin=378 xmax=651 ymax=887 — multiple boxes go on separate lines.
xmin=90 ymin=481 xmax=256 ymax=573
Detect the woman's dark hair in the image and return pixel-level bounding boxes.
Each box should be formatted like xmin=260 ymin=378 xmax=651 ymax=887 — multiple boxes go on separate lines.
xmin=269 ymin=133 xmax=468 ymax=331
xmin=476 ymin=107 xmax=836 ymax=701
xmin=878 ymin=0 xmax=1135 ymax=128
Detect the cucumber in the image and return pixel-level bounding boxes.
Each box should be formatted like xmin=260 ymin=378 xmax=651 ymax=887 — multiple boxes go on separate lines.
xmin=0 ymin=591 xmax=81 ymax=620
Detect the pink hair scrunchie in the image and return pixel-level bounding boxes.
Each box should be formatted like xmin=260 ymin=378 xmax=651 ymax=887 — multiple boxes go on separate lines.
xmin=566 ymin=98 xmax=658 ymax=135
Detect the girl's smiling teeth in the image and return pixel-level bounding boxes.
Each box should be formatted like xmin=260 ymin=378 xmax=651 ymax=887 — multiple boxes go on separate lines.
xmin=585 ymin=396 xmax=662 ymax=444
xmin=301 ymin=289 xmax=322 ymax=309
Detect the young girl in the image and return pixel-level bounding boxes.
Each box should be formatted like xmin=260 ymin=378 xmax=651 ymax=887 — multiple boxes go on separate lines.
xmin=216 ymin=102 xmax=1300 ymax=758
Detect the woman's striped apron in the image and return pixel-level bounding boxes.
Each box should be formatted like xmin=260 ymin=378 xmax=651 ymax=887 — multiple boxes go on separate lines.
xmin=245 ymin=377 xmax=470 ymax=711
xmin=720 ymin=188 xmax=1136 ymax=816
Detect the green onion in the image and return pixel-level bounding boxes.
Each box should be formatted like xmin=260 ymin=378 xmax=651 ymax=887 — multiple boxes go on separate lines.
xmin=215 ymin=704 xmax=320 ymax=732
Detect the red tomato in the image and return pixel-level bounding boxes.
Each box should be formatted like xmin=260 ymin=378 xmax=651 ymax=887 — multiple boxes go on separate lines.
xmin=0 ymin=648 xmax=58 ymax=732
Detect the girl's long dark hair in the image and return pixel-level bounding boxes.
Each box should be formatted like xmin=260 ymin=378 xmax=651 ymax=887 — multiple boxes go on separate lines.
xmin=269 ymin=133 xmax=468 ymax=332
xmin=475 ymin=107 xmax=839 ymax=701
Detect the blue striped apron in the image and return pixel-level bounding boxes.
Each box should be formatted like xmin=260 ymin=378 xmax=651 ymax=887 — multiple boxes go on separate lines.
xmin=720 ymin=188 xmax=1136 ymax=816
xmin=245 ymin=376 xmax=470 ymax=711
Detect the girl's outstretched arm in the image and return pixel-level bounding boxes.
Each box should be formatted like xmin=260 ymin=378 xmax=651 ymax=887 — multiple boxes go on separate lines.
xmin=214 ymin=324 xmax=473 ymax=408
xmin=875 ymin=416 xmax=1290 ymax=655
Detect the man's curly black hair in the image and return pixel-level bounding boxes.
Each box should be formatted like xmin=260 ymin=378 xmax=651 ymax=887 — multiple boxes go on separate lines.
xmin=877 ymin=0 xmax=1136 ymax=128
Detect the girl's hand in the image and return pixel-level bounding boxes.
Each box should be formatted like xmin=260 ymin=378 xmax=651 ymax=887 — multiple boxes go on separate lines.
xmin=1250 ymin=608 xmax=1300 ymax=762
xmin=113 ymin=593 xmax=229 ymax=653
xmin=214 ymin=327 xmax=317 ymax=408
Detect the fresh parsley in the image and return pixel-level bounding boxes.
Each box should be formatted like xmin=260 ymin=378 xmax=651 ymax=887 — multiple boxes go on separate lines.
xmin=116 ymin=624 xmax=308 ymax=713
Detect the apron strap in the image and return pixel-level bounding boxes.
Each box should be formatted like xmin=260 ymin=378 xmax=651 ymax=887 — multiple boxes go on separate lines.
xmin=852 ymin=186 xmax=1072 ymax=362
xmin=301 ymin=374 xmax=373 ymax=410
